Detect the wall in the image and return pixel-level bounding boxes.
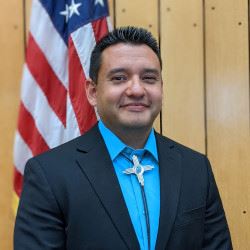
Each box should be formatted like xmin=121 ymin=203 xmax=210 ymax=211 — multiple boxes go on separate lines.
xmin=0 ymin=1 xmax=24 ymax=249
xmin=0 ymin=0 xmax=249 ymax=249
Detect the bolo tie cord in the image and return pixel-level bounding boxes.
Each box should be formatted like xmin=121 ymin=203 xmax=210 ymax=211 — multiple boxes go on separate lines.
xmin=122 ymin=153 xmax=151 ymax=250
xmin=140 ymin=184 xmax=151 ymax=250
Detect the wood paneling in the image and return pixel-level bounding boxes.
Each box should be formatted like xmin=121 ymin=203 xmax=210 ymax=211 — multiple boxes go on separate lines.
xmin=0 ymin=1 xmax=24 ymax=250
xmin=25 ymin=0 xmax=32 ymax=41
xmin=205 ymin=0 xmax=250 ymax=248
xmin=160 ymin=0 xmax=206 ymax=153
xmin=115 ymin=0 xmax=158 ymax=37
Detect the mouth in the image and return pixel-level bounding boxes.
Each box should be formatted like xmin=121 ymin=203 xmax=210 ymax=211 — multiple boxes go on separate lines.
xmin=120 ymin=103 xmax=149 ymax=112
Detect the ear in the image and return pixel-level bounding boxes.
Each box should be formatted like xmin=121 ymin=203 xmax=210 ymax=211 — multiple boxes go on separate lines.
xmin=85 ymin=78 xmax=97 ymax=106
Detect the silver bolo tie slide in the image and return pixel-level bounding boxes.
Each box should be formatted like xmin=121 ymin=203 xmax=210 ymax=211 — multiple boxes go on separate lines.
xmin=123 ymin=155 xmax=154 ymax=250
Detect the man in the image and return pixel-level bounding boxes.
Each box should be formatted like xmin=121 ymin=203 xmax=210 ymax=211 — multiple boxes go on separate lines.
xmin=14 ymin=26 xmax=232 ymax=249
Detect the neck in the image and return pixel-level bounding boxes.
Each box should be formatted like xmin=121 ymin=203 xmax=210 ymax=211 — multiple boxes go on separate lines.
xmin=109 ymin=125 xmax=152 ymax=149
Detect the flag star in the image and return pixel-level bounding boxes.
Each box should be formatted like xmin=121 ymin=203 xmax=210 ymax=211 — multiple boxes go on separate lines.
xmin=60 ymin=4 xmax=69 ymax=23
xmin=95 ymin=0 xmax=104 ymax=7
xmin=69 ymin=0 xmax=82 ymax=18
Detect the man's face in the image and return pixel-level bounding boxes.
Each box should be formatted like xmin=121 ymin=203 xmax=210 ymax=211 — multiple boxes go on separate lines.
xmin=86 ymin=43 xmax=163 ymax=133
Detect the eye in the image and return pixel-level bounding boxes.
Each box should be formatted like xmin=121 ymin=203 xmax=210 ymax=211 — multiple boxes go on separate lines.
xmin=110 ymin=75 xmax=127 ymax=83
xmin=142 ymin=75 xmax=158 ymax=84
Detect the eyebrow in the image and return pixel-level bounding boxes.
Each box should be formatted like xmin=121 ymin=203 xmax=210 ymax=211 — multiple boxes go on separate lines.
xmin=107 ymin=68 xmax=127 ymax=77
xmin=142 ymin=68 xmax=160 ymax=76
xmin=107 ymin=68 xmax=160 ymax=77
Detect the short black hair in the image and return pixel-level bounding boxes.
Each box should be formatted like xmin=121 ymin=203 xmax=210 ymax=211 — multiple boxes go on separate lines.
xmin=89 ymin=26 xmax=162 ymax=83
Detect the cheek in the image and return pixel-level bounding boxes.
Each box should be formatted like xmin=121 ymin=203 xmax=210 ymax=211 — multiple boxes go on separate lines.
xmin=104 ymin=88 xmax=124 ymax=104
xmin=148 ymin=87 xmax=163 ymax=103
xmin=96 ymin=90 xmax=119 ymax=108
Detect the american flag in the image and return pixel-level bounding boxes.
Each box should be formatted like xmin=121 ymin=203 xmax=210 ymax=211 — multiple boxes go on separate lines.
xmin=13 ymin=0 xmax=112 ymax=205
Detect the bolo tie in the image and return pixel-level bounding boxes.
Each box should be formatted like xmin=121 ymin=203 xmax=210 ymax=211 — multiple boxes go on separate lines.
xmin=123 ymin=154 xmax=154 ymax=250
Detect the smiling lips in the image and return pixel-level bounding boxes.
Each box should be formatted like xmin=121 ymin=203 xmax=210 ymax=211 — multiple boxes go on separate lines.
xmin=120 ymin=102 xmax=150 ymax=111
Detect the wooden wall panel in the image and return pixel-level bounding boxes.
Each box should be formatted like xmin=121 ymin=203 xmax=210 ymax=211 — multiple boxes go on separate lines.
xmin=160 ymin=0 xmax=206 ymax=153
xmin=25 ymin=0 xmax=32 ymax=41
xmin=0 ymin=1 xmax=24 ymax=250
xmin=115 ymin=0 xmax=158 ymax=37
xmin=205 ymin=0 xmax=250 ymax=248
xmin=115 ymin=0 xmax=161 ymax=132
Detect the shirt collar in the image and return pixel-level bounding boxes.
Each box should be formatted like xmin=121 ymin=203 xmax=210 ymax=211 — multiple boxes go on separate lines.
xmin=98 ymin=120 xmax=158 ymax=162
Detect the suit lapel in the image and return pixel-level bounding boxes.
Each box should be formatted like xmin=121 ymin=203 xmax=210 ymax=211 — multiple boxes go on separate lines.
xmin=155 ymin=134 xmax=182 ymax=250
xmin=75 ymin=125 xmax=139 ymax=249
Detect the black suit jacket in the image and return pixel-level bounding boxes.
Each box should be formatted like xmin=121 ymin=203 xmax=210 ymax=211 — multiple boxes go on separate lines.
xmin=14 ymin=124 xmax=232 ymax=249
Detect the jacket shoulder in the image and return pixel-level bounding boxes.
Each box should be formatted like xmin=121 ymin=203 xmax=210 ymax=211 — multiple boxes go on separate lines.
xmin=25 ymin=124 xmax=101 ymax=173
xmin=32 ymin=124 xmax=100 ymax=161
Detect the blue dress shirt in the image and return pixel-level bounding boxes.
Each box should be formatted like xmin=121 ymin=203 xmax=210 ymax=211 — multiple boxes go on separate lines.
xmin=98 ymin=120 xmax=160 ymax=250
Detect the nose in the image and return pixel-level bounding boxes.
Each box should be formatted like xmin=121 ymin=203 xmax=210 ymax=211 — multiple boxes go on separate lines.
xmin=126 ymin=77 xmax=145 ymax=97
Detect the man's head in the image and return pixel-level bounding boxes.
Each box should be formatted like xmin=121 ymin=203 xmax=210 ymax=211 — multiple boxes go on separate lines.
xmin=86 ymin=26 xmax=163 ymax=141
xmin=89 ymin=26 xmax=162 ymax=83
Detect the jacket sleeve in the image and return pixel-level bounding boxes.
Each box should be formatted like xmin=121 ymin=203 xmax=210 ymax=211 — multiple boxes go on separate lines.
xmin=202 ymin=157 xmax=233 ymax=249
xmin=14 ymin=158 xmax=66 ymax=250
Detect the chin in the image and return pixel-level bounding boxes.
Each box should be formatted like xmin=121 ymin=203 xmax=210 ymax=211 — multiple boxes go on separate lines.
xmin=120 ymin=119 xmax=153 ymax=130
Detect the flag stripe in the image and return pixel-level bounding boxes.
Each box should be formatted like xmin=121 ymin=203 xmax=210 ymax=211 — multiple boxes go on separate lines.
xmin=106 ymin=16 xmax=113 ymax=33
xmin=18 ymin=102 xmax=49 ymax=156
xmin=26 ymin=33 xmax=67 ymax=127
xmin=65 ymin=94 xmax=81 ymax=139
xmin=71 ymin=23 xmax=96 ymax=79
xmin=14 ymin=131 xmax=33 ymax=174
xmin=92 ymin=17 xmax=109 ymax=42
xmin=14 ymin=168 xmax=23 ymax=197
xmin=21 ymin=65 xmax=66 ymax=148
xmin=69 ymin=37 xmax=97 ymax=134
xmin=30 ymin=0 xmax=68 ymax=88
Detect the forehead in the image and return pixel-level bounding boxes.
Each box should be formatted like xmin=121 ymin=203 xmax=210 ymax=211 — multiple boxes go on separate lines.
xmin=100 ymin=43 xmax=161 ymax=69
